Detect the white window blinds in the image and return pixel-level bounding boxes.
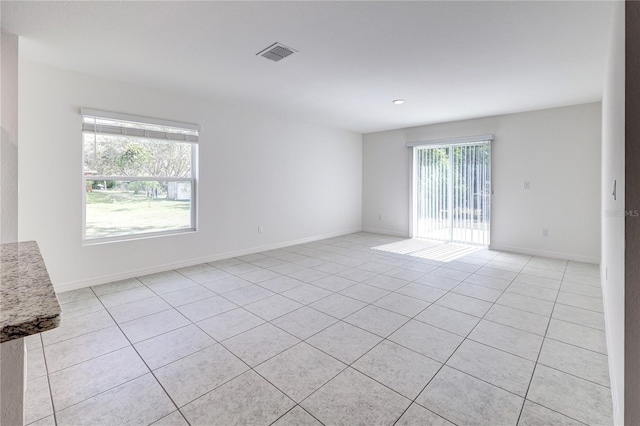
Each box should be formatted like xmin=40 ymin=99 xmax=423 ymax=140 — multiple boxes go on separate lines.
xmin=413 ymin=140 xmax=492 ymax=246
xmin=406 ymin=134 xmax=494 ymax=148
xmin=81 ymin=108 xmax=200 ymax=143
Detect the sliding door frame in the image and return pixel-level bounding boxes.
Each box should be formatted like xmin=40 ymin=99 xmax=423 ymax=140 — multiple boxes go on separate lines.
xmin=408 ymin=134 xmax=494 ymax=246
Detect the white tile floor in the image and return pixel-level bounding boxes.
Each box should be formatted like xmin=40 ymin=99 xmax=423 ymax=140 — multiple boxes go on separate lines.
xmin=25 ymin=233 xmax=613 ymax=425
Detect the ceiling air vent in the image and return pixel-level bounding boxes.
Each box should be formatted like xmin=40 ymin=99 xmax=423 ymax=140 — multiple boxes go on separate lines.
xmin=257 ymin=42 xmax=297 ymax=62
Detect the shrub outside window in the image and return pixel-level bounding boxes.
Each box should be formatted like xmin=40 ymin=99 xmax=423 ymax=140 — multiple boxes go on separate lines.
xmin=82 ymin=109 xmax=199 ymax=242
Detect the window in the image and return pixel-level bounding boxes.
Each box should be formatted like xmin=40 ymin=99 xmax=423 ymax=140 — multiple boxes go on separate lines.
xmin=82 ymin=109 xmax=199 ymax=242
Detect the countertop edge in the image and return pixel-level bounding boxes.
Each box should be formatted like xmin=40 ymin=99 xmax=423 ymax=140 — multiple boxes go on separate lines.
xmin=1 ymin=241 xmax=62 ymax=344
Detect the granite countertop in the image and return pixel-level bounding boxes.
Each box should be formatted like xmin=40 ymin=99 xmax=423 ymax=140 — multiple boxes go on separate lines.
xmin=1 ymin=241 xmax=61 ymax=343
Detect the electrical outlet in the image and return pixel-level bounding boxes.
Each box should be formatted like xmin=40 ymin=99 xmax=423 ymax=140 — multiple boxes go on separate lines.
xmin=524 ymin=181 xmax=530 ymax=190
xmin=378 ymin=214 xmax=383 ymax=221
xmin=542 ymin=228 xmax=548 ymax=237
xmin=258 ymin=225 xmax=264 ymax=234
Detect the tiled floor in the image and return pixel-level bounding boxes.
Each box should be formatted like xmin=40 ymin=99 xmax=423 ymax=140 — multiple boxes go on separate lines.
xmin=25 ymin=233 xmax=613 ymax=425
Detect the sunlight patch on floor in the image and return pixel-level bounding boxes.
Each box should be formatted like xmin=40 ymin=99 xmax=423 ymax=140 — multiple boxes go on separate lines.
xmin=371 ymin=238 xmax=484 ymax=262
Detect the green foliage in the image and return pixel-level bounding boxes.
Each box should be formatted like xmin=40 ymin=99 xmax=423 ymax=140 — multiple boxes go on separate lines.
xmin=88 ymin=180 xmax=116 ymax=190
xmin=127 ymin=180 xmax=161 ymax=195
xmin=84 ymin=134 xmax=192 ymax=178
xmin=116 ymin=143 xmax=152 ymax=175
xmin=416 ymin=144 xmax=491 ymax=219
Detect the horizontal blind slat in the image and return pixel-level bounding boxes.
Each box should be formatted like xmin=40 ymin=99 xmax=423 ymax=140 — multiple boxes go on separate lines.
xmin=405 ymin=134 xmax=493 ymax=148
xmin=81 ymin=108 xmax=200 ymax=132
xmin=82 ymin=122 xmax=198 ymax=143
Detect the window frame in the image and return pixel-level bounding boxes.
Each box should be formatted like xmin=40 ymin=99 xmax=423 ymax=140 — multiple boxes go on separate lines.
xmin=81 ymin=110 xmax=199 ymax=244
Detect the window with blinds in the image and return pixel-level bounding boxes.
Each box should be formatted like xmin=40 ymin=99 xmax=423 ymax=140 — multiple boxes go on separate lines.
xmin=411 ymin=136 xmax=492 ymax=246
xmin=81 ymin=109 xmax=200 ymax=242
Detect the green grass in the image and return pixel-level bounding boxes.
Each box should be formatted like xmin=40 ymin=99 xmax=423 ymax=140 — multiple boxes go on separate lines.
xmin=86 ymin=190 xmax=191 ymax=239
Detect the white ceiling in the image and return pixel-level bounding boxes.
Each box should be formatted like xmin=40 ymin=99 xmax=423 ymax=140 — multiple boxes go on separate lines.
xmin=1 ymin=1 xmax=613 ymax=133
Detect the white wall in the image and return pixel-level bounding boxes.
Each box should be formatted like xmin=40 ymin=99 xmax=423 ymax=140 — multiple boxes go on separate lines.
xmin=18 ymin=61 xmax=362 ymax=291
xmin=1 ymin=32 xmax=19 ymax=243
xmin=601 ymin=2 xmax=625 ymax=423
xmin=0 ymin=31 xmax=26 ymax=426
xmin=363 ymin=103 xmax=602 ymax=263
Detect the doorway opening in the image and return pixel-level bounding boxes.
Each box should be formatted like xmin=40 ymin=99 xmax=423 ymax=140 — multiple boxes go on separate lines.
xmin=413 ymin=140 xmax=491 ymax=246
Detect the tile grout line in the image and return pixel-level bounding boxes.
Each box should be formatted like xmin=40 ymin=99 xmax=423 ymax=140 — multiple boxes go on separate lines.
xmin=393 ymin=256 xmax=495 ymax=425
xmin=38 ymin=337 xmax=147 ymax=421
xmin=189 ymin=247 xmax=608 ymax=421
xmin=356 ymin=254 xmax=519 ymax=423
xmin=514 ymin=258 xmax=607 ymax=425
xmin=56 ymin=242 xmax=498 ymax=424
xmin=512 ymin=254 xmax=555 ymax=425
xmin=185 ymin=320 xmax=332 ymax=425
xmin=401 ymin=251 xmax=564 ymax=422
xmin=80 ymin=287 xmax=190 ymax=426
xmin=541 ymin=335 xmax=609 ymax=356
xmin=49 ymin=236 xmax=608 ymax=425
xmin=174 ymin=276 xmax=356 ymax=422
xmin=105 ymin=278 xmax=264 ymax=424
xmin=390 ymin=251 xmax=505 ymax=425
xmin=514 ymin=256 xmax=582 ymax=425
xmin=92 ymin=270 xmax=371 ymax=388
xmin=30 ymin=334 xmax=58 ymax=426
xmin=267 ymin=404 xmax=326 ymax=426
xmin=179 ymin=250 xmax=455 ymax=422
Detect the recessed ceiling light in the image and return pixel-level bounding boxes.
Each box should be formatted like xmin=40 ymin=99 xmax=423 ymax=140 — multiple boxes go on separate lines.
xmin=392 ymin=99 xmax=405 ymax=105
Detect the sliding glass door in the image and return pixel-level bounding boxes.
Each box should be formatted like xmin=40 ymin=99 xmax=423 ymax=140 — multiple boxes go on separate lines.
xmin=414 ymin=141 xmax=491 ymax=245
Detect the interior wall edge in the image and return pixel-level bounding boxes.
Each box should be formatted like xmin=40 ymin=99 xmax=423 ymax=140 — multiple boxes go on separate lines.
xmin=601 ymin=1 xmax=625 ymax=423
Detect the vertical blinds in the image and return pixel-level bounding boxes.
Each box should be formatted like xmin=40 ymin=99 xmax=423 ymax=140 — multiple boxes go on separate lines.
xmin=415 ymin=146 xmax=449 ymax=241
xmin=414 ymin=141 xmax=491 ymax=246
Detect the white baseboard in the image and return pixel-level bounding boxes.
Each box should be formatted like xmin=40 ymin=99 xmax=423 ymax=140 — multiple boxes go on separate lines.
xmin=57 ymin=230 xmax=600 ymax=292
xmin=488 ymin=244 xmax=600 ymax=264
xmin=361 ymin=232 xmax=599 ymax=264
xmin=55 ymin=227 xmax=363 ymax=293
xmin=361 ymin=227 xmax=410 ymax=238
